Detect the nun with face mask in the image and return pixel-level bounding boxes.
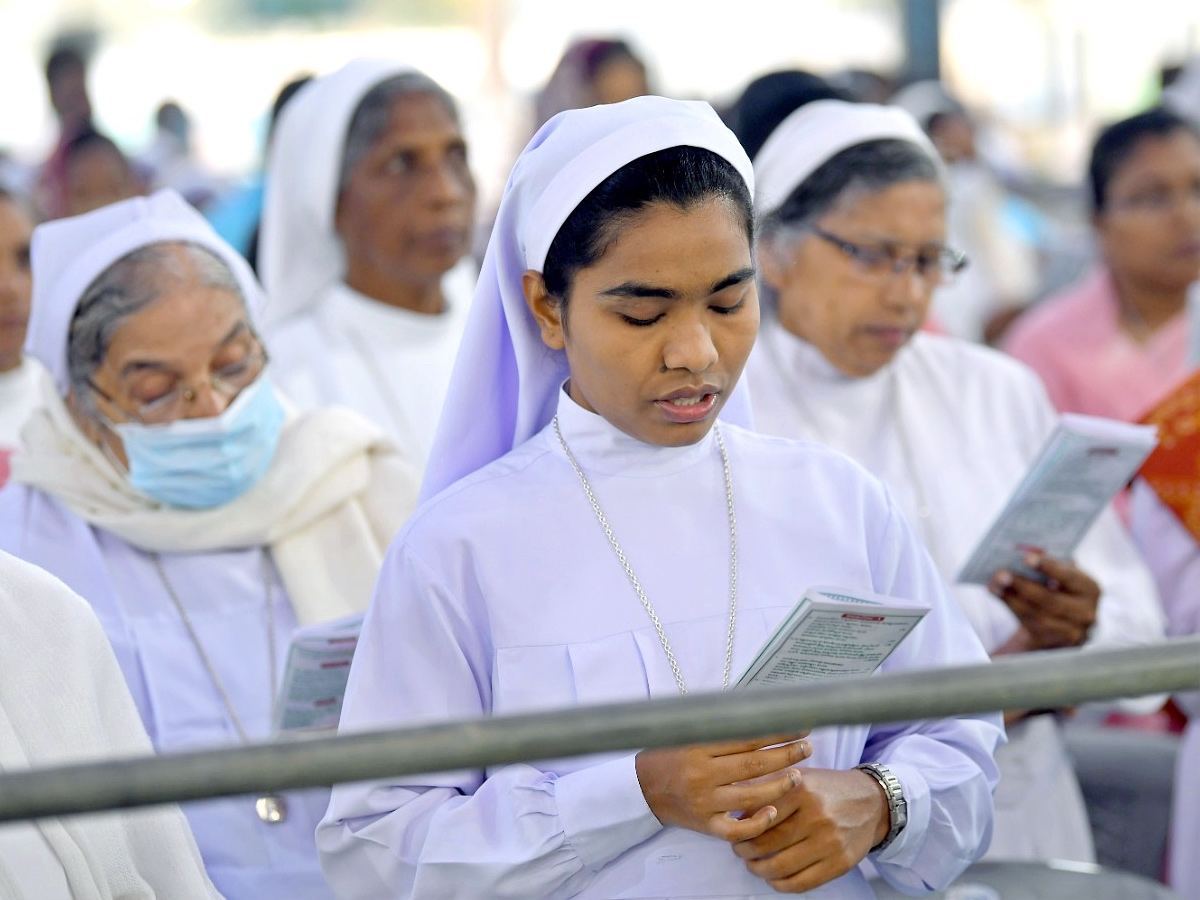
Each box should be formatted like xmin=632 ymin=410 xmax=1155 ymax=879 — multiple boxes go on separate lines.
xmin=744 ymin=100 xmax=1166 ymax=863
xmin=0 ymin=189 xmax=419 ymax=899
xmin=260 ymin=59 xmax=477 ymax=470
xmin=318 ymin=96 xmax=1002 ymax=899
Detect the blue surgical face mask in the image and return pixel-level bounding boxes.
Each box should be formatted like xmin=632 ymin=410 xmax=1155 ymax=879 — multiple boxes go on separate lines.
xmin=113 ymin=375 xmax=286 ymax=509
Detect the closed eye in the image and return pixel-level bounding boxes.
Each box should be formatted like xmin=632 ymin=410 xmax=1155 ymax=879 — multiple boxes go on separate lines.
xmin=620 ymin=314 xmax=664 ymax=327
xmin=711 ymin=297 xmax=747 ymax=315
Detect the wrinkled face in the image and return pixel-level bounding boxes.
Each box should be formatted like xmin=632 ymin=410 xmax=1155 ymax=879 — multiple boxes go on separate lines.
xmin=525 ymin=199 xmax=758 ymax=447
xmin=760 ymin=180 xmax=947 ymax=378
xmin=77 ymin=251 xmax=261 ymax=465
xmin=0 ymin=198 xmax=33 ymax=372
xmin=64 ymin=144 xmax=139 ymax=217
xmin=1095 ymin=130 xmax=1200 ymax=293
xmin=335 ymin=91 xmax=476 ymax=289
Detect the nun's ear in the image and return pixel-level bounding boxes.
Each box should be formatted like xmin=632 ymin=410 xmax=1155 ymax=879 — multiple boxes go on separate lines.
xmin=522 ymin=270 xmax=566 ymax=350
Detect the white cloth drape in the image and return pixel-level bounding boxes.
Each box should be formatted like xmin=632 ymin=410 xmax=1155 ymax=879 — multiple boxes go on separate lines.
xmin=0 ymin=549 xmax=222 ymax=900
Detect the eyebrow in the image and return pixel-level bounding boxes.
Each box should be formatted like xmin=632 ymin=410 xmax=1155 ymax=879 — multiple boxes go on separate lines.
xmin=118 ymin=320 xmax=251 ymax=381
xmin=599 ymin=266 xmax=757 ymax=301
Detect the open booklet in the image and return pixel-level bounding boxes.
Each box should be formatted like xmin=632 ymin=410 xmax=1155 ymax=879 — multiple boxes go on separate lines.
xmin=273 ymin=612 xmax=364 ymax=733
xmin=736 ymin=587 xmax=929 ymax=688
xmin=957 ymin=413 xmax=1157 ymax=586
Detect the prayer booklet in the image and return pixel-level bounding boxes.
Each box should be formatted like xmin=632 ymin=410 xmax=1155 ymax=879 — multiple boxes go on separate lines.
xmin=736 ymin=587 xmax=929 ymax=688
xmin=957 ymin=413 xmax=1158 ymax=586
xmin=274 ymin=612 xmax=364 ymax=733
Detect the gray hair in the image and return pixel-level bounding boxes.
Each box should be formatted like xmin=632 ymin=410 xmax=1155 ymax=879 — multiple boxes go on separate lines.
xmin=67 ymin=242 xmax=244 ymax=412
xmin=757 ymin=139 xmax=943 ymax=312
xmin=759 ymin=138 xmax=942 ymax=241
xmin=338 ymin=72 xmax=460 ymax=194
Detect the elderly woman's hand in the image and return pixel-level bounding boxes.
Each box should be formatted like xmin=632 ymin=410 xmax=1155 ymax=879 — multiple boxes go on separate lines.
xmin=989 ymin=552 xmax=1100 ymax=650
xmin=635 ymin=734 xmax=812 ymax=842
xmin=731 ymin=767 xmax=888 ymax=893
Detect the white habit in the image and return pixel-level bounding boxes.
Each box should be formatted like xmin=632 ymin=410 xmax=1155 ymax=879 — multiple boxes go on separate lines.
xmin=1129 ymin=482 xmax=1200 ymax=898
xmin=318 ymin=391 xmax=1004 ymax=899
xmin=0 ymin=357 xmax=49 ymax=450
xmin=0 ymin=549 xmax=221 ymax=899
xmin=746 ymin=324 xmax=1167 ymax=862
xmin=265 ymin=261 xmax=474 ymax=468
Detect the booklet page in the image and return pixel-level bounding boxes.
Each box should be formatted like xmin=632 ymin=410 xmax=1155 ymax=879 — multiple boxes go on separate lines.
xmin=737 ymin=587 xmax=928 ymax=688
xmin=274 ymin=612 xmax=364 ymax=733
xmin=957 ymin=414 xmax=1156 ymax=585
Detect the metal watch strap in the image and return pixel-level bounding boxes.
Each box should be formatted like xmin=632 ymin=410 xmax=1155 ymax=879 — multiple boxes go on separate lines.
xmin=855 ymin=762 xmax=908 ymax=852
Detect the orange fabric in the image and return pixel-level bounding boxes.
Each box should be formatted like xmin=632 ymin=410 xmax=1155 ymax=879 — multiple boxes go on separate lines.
xmin=1140 ymin=368 xmax=1200 ymax=542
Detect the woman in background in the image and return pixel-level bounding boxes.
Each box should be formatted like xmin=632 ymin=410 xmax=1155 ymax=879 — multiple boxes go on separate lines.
xmin=1003 ymin=108 xmax=1200 ymax=421
xmin=0 ymin=189 xmax=417 ymax=898
xmin=745 ymin=99 xmax=1164 ymax=862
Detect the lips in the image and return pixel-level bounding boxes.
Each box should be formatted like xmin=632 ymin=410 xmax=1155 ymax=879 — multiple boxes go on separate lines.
xmin=655 ymin=386 xmax=721 ymax=424
xmin=862 ymin=325 xmax=913 ymax=349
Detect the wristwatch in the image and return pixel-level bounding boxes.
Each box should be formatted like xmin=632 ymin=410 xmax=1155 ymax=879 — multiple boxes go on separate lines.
xmin=855 ymin=762 xmax=908 ymax=852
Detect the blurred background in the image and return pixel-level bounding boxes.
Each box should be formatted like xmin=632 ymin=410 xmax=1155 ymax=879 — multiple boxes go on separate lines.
xmin=2 ymin=0 xmax=1198 ymax=213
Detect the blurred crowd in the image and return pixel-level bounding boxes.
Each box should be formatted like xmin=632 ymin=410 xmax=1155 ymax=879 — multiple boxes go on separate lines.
xmin=0 ymin=26 xmax=1199 ymax=900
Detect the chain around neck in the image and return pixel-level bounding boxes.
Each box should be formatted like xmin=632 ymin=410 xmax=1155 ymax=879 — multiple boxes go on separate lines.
xmin=552 ymin=414 xmax=738 ymax=695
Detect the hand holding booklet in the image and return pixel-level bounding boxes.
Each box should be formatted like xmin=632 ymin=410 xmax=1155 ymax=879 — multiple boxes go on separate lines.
xmin=956 ymin=413 xmax=1157 ymax=586
xmin=737 ymin=587 xmax=929 ymax=688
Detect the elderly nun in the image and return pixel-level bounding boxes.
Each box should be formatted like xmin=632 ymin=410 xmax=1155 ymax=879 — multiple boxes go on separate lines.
xmin=744 ymin=99 xmax=1166 ymax=863
xmin=259 ymin=59 xmax=477 ymax=470
xmin=0 ymin=189 xmax=418 ymax=899
xmin=318 ymin=96 xmax=1002 ymax=900
xmin=0 ymin=550 xmax=222 ymax=899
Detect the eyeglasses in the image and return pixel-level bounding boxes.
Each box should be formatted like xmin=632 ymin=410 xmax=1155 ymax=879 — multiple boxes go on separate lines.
xmin=88 ymin=350 xmax=269 ymax=426
xmin=809 ymin=225 xmax=969 ymax=285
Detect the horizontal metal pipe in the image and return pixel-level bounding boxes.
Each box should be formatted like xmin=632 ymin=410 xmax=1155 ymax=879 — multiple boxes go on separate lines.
xmin=0 ymin=637 xmax=1197 ymax=823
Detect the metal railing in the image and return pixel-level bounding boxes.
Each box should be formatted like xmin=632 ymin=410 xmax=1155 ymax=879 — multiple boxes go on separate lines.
xmin=1 ymin=637 xmax=1197 ymax=823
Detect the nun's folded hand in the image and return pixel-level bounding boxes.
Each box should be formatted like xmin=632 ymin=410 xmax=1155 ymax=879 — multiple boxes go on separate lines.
xmin=635 ymin=734 xmax=812 ymax=842
xmin=989 ymin=552 xmax=1100 ymax=650
xmin=731 ymin=767 xmax=887 ymax=893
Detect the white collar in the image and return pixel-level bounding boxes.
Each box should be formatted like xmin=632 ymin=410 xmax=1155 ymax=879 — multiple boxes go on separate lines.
xmin=550 ymin=383 xmax=719 ymax=479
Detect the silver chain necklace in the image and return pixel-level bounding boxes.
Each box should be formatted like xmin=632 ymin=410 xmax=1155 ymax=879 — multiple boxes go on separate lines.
xmin=552 ymin=415 xmax=738 ymax=695
xmin=151 ymin=551 xmax=288 ymax=824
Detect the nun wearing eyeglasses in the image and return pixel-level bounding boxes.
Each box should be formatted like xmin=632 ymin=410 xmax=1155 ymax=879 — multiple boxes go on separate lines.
xmin=318 ymin=96 xmax=1002 ymax=899
xmin=0 ymin=189 xmax=419 ymax=899
xmin=744 ymin=100 xmax=1166 ymax=863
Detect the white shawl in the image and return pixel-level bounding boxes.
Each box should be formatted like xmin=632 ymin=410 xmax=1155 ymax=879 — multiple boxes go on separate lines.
xmin=12 ymin=380 xmax=418 ymax=626
xmin=0 ymin=550 xmax=223 ymax=899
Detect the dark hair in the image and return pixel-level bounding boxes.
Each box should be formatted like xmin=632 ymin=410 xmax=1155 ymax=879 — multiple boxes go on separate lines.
xmin=1089 ymin=107 xmax=1200 ymax=212
xmin=338 ymin=72 xmax=460 ymax=193
xmin=761 ymin=138 xmax=940 ymax=238
xmin=725 ymin=70 xmax=847 ymax=161
xmin=45 ymin=46 xmax=86 ymax=84
xmin=63 ymin=129 xmax=130 ymax=171
xmin=542 ymin=145 xmax=753 ymax=304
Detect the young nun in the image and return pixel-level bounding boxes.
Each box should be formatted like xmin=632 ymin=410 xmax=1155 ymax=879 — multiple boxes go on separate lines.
xmin=318 ymin=96 xmax=1003 ymax=900
xmin=260 ymin=59 xmax=477 ymax=469
xmin=744 ymin=100 xmax=1166 ymax=863
xmin=0 ymin=190 xmax=418 ymax=898
xmin=0 ymin=550 xmax=222 ymax=899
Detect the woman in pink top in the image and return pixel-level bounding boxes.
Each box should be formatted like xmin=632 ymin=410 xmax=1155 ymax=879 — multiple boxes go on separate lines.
xmin=1004 ymin=107 xmax=1200 ymax=421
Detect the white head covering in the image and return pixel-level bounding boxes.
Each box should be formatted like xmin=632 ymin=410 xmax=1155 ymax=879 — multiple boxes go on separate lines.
xmin=26 ymin=188 xmax=265 ymax=395
xmin=754 ymin=99 xmax=942 ymax=219
xmin=258 ymin=58 xmax=418 ymax=329
xmin=420 ymin=95 xmax=755 ymax=501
